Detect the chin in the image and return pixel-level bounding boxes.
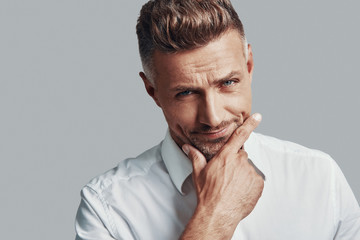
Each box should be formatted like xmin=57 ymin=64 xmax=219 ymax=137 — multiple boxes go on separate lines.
xmin=190 ymin=136 xmax=228 ymax=161
xmin=187 ymin=121 xmax=240 ymax=160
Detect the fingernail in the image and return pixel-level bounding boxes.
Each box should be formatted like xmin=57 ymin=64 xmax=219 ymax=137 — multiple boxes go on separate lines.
xmin=253 ymin=113 xmax=262 ymax=122
xmin=182 ymin=145 xmax=190 ymax=155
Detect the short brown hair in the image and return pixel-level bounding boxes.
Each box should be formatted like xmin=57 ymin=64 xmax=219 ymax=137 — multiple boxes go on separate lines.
xmin=136 ymin=0 xmax=247 ymax=84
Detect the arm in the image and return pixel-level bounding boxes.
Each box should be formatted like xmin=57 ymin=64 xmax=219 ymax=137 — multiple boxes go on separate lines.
xmin=75 ymin=186 xmax=118 ymax=240
xmin=332 ymin=159 xmax=360 ymax=239
xmin=180 ymin=113 xmax=264 ymax=239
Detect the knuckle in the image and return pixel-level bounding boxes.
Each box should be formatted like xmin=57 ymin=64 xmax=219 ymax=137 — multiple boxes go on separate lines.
xmin=255 ymin=174 xmax=265 ymax=191
xmin=235 ymin=127 xmax=250 ymax=140
xmin=189 ymin=152 xmax=201 ymax=165
xmin=238 ymin=150 xmax=248 ymax=159
xmin=190 ymin=152 xmax=198 ymax=161
xmin=249 ymin=166 xmax=258 ymax=176
xmin=187 ymin=151 xmax=195 ymax=161
xmin=260 ymin=179 xmax=264 ymax=189
xmin=256 ymin=180 xmax=265 ymax=196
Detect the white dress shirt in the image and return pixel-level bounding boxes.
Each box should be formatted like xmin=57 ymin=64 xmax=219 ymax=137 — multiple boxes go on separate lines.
xmin=75 ymin=131 xmax=360 ymax=240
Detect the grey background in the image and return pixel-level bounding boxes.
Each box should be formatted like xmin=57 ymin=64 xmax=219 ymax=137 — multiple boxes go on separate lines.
xmin=0 ymin=0 xmax=359 ymax=239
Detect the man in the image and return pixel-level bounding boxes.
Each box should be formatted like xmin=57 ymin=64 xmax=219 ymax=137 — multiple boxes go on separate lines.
xmin=75 ymin=0 xmax=360 ymax=239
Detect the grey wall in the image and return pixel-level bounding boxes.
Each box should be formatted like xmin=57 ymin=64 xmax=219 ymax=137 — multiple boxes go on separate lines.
xmin=0 ymin=0 xmax=358 ymax=239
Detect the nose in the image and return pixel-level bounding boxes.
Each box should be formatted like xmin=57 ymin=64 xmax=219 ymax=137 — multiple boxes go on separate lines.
xmin=197 ymin=92 xmax=225 ymax=128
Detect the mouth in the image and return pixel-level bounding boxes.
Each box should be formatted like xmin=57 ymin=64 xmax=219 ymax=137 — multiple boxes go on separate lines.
xmin=193 ymin=125 xmax=230 ymax=140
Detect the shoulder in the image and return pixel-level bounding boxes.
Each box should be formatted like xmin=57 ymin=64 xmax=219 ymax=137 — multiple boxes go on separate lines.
xmin=251 ymin=132 xmax=337 ymax=178
xmin=82 ymin=141 xmax=164 ymax=195
xmin=252 ymin=132 xmax=339 ymax=194
xmin=253 ymin=132 xmax=332 ymax=162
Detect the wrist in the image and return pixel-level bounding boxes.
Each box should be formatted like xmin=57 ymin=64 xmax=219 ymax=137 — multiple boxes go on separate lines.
xmin=180 ymin=203 xmax=238 ymax=240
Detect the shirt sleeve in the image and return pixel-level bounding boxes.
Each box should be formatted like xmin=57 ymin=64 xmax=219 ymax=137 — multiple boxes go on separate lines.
xmin=332 ymin=159 xmax=360 ymax=239
xmin=75 ymin=186 xmax=118 ymax=240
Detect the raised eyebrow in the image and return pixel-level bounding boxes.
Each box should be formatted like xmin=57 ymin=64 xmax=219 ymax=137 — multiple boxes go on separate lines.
xmin=213 ymin=71 xmax=243 ymax=85
xmin=170 ymin=70 xmax=243 ymax=92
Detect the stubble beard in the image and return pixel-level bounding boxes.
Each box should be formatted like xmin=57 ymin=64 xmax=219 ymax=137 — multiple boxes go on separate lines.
xmin=190 ymin=136 xmax=228 ymax=161
xmin=188 ymin=120 xmax=242 ymax=161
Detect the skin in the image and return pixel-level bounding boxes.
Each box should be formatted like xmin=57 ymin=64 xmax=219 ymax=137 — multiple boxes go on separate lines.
xmin=181 ymin=114 xmax=263 ymax=239
xmin=140 ymin=29 xmax=264 ymax=239
xmin=141 ymin=30 xmax=253 ymax=161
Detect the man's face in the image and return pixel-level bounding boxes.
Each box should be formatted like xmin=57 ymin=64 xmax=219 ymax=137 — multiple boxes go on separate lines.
xmin=141 ymin=29 xmax=254 ymax=160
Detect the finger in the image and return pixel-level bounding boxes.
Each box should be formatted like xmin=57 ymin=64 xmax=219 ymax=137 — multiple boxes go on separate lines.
xmin=225 ymin=113 xmax=262 ymax=153
xmin=182 ymin=144 xmax=207 ymax=180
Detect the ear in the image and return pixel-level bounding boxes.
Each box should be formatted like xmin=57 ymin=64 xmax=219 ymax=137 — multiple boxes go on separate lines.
xmin=246 ymin=44 xmax=254 ymax=83
xmin=139 ymin=72 xmax=162 ymax=107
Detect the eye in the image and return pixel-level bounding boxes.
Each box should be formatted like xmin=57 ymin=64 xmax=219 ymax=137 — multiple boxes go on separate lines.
xmin=176 ymin=90 xmax=193 ymax=97
xmin=223 ymin=80 xmax=236 ymax=87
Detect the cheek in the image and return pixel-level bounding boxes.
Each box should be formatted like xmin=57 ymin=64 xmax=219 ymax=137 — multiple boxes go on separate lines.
xmin=224 ymin=90 xmax=252 ymax=115
xmin=162 ymin=102 xmax=198 ymax=130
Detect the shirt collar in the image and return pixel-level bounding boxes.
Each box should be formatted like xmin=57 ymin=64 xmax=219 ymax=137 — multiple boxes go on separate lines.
xmin=161 ymin=130 xmax=193 ymax=195
xmin=161 ymin=130 xmax=269 ymax=195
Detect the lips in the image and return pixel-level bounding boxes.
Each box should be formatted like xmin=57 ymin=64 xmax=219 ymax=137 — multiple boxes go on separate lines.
xmin=194 ymin=125 xmax=230 ymax=140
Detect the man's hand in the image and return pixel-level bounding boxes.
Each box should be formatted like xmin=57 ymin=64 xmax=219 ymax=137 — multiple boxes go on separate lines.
xmin=180 ymin=113 xmax=264 ymax=240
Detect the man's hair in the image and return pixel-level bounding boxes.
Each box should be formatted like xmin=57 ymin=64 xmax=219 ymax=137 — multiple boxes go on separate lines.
xmin=136 ymin=0 xmax=248 ymax=85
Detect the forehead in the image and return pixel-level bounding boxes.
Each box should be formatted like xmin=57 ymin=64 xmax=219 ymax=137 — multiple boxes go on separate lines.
xmin=152 ymin=30 xmax=247 ymax=87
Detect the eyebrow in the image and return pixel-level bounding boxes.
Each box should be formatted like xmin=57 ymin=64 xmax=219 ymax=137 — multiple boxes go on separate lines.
xmin=212 ymin=70 xmax=243 ymax=85
xmin=170 ymin=70 xmax=243 ymax=92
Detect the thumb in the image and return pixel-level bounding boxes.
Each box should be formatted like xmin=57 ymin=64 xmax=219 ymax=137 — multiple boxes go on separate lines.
xmin=182 ymin=144 xmax=207 ymax=179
